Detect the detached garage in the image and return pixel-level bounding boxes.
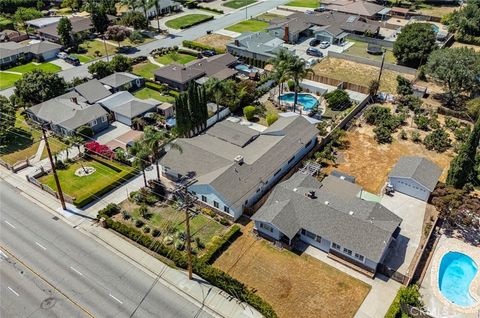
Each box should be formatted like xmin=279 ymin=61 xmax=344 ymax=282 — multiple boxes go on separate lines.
xmin=388 ymin=156 xmax=443 ymax=202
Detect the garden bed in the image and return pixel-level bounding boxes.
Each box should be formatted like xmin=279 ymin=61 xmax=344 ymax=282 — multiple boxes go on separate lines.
xmin=38 ymin=156 xmax=136 ymax=207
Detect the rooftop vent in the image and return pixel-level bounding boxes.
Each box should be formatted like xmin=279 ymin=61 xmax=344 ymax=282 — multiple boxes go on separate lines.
xmin=293 ymin=188 xmax=298 ymax=192
xmin=349 ymin=211 xmax=354 ymax=215
xmin=305 ymin=191 xmax=316 ymax=199
xmin=324 ymin=201 xmax=329 ymax=205
xmin=234 ymin=155 xmax=244 ymax=165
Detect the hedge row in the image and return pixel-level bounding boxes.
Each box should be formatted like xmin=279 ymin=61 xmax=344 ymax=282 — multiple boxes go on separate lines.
xmin=182 ymin=40 xmax=225 ymax=54
xmin=102 ymin=217 xmax=277 ymax=318
xmin=179 ymin=15 xmax=214 ymax=29
xmin=198 ymin=6 xmax=224 ymax=14
xmin=199 ymin=225 xmax=241 ymax=264
xmin=145 ymin=81 xmax=168 ymax=92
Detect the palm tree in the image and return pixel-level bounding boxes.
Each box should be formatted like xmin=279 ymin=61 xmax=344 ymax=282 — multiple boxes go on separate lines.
xmin=268 ymin=48 xmax=295 ymax=102
xmin=137 ymin=0 xmax=149 ymax=18
xmin=205 ymin=78 xmax=226 ymax=121
xmin=65 ymin=135 xmax=84 ymax=158
xmin=132 ymin=117 xmax=146 ymax=131
xmin=128 ymin=140 xmax=150 ymax=187
xmin=142 ymin=126 xmax=175 ymax=180
xmin=148 ymin=0 xmax=162 ymax=33
xmin=286 ymin=56 xmax=313 ymax=113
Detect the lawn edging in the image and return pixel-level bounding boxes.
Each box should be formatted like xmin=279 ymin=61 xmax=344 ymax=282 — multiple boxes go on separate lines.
xmin=98 ymin=209 xmax=277 ymax=318
xmin=182 ymin=40 xmax=226 ymax=54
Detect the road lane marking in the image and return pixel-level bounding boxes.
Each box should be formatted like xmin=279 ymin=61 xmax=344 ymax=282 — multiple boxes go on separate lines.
xmin=70 ymin=266 xmax=84 ymax=276
xmin=4 ymin=220 xmax=15 ymax=229
xmin=8 ymin=287 xmax=19 ymax=296
xmin=35 ymin=242 xmax=47 ymax=250
xmin=109 ymin=293 xmax=123 ymax=304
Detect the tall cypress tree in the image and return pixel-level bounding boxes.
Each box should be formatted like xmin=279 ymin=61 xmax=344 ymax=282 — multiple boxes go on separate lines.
xmin=447 ymin=117 xmax=480 ymax=188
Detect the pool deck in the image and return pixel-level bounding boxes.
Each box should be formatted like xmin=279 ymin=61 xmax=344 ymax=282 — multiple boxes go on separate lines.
xmin=421 ymin=235 xmax=480 ymax=317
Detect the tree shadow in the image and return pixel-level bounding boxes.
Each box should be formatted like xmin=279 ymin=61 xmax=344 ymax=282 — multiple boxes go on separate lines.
xmin=0 ymin=127 xmax=34 ymax=155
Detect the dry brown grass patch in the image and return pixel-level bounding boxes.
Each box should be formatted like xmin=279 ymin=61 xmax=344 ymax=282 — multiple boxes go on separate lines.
xmin=194 ymin=34 xmax=233 ymax=51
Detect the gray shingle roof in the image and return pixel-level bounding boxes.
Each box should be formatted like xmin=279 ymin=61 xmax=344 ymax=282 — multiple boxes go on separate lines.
xmin=388 ymin=156 xmax=443 ymax=191
xmin=99 ymin=72 xmax=141 ymax=88
xmin=160 ymin=114 xmax=319 ymax=211
xmin=252 ymin=173 xmax=402 ymax=263
xmin=74 ymin=79 xmax=112 ymax=104
xmin=0 ymin=40 xmax=60 ymax=59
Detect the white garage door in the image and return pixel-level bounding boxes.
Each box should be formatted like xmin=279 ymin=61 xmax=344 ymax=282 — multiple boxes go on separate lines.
xmin=390 ymin=178 xmax=430 ymax=201
xmin=114 ymin=113 xmax=132 ymax=126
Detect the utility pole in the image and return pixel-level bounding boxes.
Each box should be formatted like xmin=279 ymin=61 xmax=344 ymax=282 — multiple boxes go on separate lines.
xmin=41 ymin=125 xmax=66 ymax=210
xmin=176 ymin=178 xmax=197 ymax=280
xmin=245 ymin=0 xmax=248 ymax=20
xmin=377 ymin=49 xmax=386 ymax=87
xmin=103 ymin=35 xmax=110 ymax=62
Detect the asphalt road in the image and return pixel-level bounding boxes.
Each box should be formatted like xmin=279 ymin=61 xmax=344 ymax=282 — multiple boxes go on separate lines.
xmin=0 ymin=0 xmax=290 ymax=97
xmin=0 ymin=181 xmax=213 ymax=318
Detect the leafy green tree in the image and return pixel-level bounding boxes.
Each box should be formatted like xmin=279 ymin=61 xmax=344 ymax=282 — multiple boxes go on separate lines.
xmin=91 ymin=3 xmax=109 ymax=33
xmin=129 ymin=140 xmax=151 ymax=187
xmin=14 ymin=7 xmax=42 ymax=28
xmin=324 ymin=89 xmax=351 ymax=111
xmin=0 ymin=96 xmax=15 ymax=143
xmin=373 ymin=125 xmax=393 ymax=144
xmin=426 ymin=48 xmax=480 ymax=103
xmin=365 ymin=105 xmax=391 ymax=125
xmin=443 ymin=0 xmax=480 ymax=45
xmin=397 ymin=95 xmax=423 ymax=113
xmin=57 ymin=17 xmax=73 ymax=48
xmin=129 ymin=30 xmax=144 ymax=44
xmin=393 ymin=23 xmax=437 ymax=67
xmin=121 ymin=11 xmax=148 ymax=30
xmin=105 ymin=25 xmax=131 ymax=47
xmin=268 ymin=48 xmax=294 ymax=99
xmin=396 ymin=75 xmax=413 ymax=96
xmin=205 ymin=78 xmax=228 ymax=121
xmin=423 ymin=128 xmax=451 ymax=152
xmin=467 ymin=98 xmax=480 ymax=121
xmin=110 ymin=54 xmax=132 ymax=72
xmin=88 ymin=60 xmax=114 ymax=79
xmin=14 ymin=70 xmax=66 ymax=106
xmin=399 ymin=285 xmax=423 ymax=308
xmin=411 ymin=131 xmax=421 ymax=143
xmin=61 ymin=0 xmax=81 ymax=10
xmin=447 ymin=118 xmax=480 ymax=188
xmin=414 ymin=114 xmax=430 ymax=131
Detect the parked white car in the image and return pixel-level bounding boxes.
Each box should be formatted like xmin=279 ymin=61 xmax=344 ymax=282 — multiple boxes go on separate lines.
xmin=305 ymin=58 xmax=320 ymax=68
xmin=319 ymin=41 xmax=330 ymax=49
xmin=56 ymin=52 xmax=68 ymax=59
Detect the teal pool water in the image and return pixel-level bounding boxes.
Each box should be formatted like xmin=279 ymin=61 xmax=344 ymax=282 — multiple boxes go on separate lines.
xmin=431 ymin=24 xmax=440 ymax=33
xmin=235 ymin=64 xmax=258 ymax=73
xmin=439 ymin=252 xmax=478 ymax=307
xmin=279 ymin=93 xmax=319 ymax=111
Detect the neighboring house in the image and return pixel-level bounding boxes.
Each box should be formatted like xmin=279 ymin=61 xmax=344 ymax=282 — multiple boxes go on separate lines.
xmin=0 ymin=30 xmax=29 ymax=43
xmin=388 ymin=156 xmax=443 ymax=202
xmin=138 ymin=0 xmax=181 ymax=17
xmin=98 ymin=91 xmax=160 ymax=126
xmin=267 ymin=11 xmax=379 ymax=44
xmin=158 ymin=102 xmax=174 ymax=118
xmin=99 ymin=72 xmax=144 ymax=93
xmin=0 ymin=40 xmax=61 ymax=67
xmin=74 ymin=79 xmax=113 ymax=104
xmin=252 ymin=172 xmax=402 ymax=275
xmin=37 ymin=16 xmax=116 ymax=43
xmin=26 ymin=91 xmax=109 ymax=136
xmin=227 ymin=32 xmax=289 ymax=63
xmin=320 ymin=0 xmax=390 ymax=20
xmin=154 ymin=53 xmax=238 ymax=91
xmin=26 ymin=17 xmax=62 ymax=29
xmin=159 ymin=112 xmax=319 ymax=220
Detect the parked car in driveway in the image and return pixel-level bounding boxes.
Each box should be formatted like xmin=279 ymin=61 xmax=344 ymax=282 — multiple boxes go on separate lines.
xmin=305 ymin=58 xmax=320 ymax=68
xmin=202 ymin=50 xmax=216 ymax=57
xmin=57 ymin=52 xmax=68 ymax=59
xmin=319 ymin=41 xmax=330 ymax=49
xmin=306 ymin=47 xmax=323 ymax=57
xmin=65 ymin=55 xmax=80 ymax=66
xmin=309 ymin=39 xmax=320 ymax=47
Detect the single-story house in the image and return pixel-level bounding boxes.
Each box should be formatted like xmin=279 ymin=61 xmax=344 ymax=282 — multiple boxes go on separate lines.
xmin=138 ymin=0 xmax=181 ymax=17
xmin=154 ymin=53 xmax=238 ymax=91
xmin=159 ymin=112 xmax=319 ymax=220
xmin=26 ymin=91 xmax=109 ymax=136
xmin=99 ymin=72 xmax=144 ymax=93
xmin=252 ymin=172 xmax=402 ymax=275
xmin=320 ymin=0 xmax=390 ymax=20
xmin=0 ymin=30 xmax=29 ymax=43
xmin=26 ymin=17 xmax=62 ymax=29
xmin=74 ymin=79 xmax=113 ymax=104
xmin=388 ymin=156 xmax=443 ymax=202
xmin=98 ymin=91 xmax=160 ymax=126
xmin=267 ymin=11 xmax=379 ymax=44
xmin=227 ymin=32 xmax=290 ymax=63
xmin=0 ymin=40 xmax=61 ymax=67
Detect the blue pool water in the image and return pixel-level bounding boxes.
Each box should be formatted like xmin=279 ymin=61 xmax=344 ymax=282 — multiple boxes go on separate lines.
xmin=438 ymin=252 xmax=478 ymax=307
xmin=431 ymin=24 xmax=440 ymax=33
xmin=235 ymin=64 xmax=258 ymax=73
xmin=279 ymin=93 xmax=319 ymax=111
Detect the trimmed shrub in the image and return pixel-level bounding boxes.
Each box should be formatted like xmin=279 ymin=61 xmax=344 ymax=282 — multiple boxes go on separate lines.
xmin=243 ymin=106 xmax=256 ymax=121
xmin=135 ymin=219 xmax=144 ymax=228
xmin=152 ymin=228 xmax=161 ymax=237
xmin=325 ymin=89 xmax=351 ymax=110
xmin=266 ymin=112 xmax=279 ymax=126
xmin=98 ymin=203 xmax=121 ymax=218
xmin=200 ymin=225 xmax=241 ymax=264
xmin=143 ymin=226 xmax=151 ymax=234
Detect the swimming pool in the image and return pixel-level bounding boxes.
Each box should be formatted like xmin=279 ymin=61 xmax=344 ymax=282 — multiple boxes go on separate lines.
xmin=279 ymin=93 xmax=319 ymax=111
xmin=431 ymin=24 xmax=440 ymax=33
xmin=235 ymin=64 xmax=258 ymax=73
xmin=439 ymin=252 xmax=478 ymax=307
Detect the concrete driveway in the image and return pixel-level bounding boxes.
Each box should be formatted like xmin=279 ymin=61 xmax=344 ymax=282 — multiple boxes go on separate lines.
xmin=288 ymin=37 xmax=346 ymax=60
xmin=94 ymin=121 xmax=133 ymax=145
xmin=381 ymin=192 xmax=427 ymax=276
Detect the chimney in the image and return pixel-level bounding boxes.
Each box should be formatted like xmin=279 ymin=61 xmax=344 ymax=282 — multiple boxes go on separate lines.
xmin=283 ymin=25 xmax=290 ymax=43
xmin=70 ymin=97 xmax=78 ymax=104
xmin=235 ymin=39 xmax=240 ymax=46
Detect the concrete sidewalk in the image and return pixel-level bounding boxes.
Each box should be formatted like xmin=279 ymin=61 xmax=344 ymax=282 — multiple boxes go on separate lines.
xmin=0 ymin=165 xmax=263 ymax=318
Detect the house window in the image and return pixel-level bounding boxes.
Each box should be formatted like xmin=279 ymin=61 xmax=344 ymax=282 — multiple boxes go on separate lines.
xmin=343 ymin=248 xmax=352 ymax=256
xmin=101 ymin=116 xmax=107 ymax=122
xmin=354 ymin=253 xmax=364 ymax=262
xmin=287 ymin=156 xmax=295 ymax=164
xmin=315 ymin=235 xmax=322 ymax=243
xmin=301 ymin=229 xmax=306 ymax=235
xmin=224 ymin=206 xmax=230 ymax=213
xmin=305 ymin=140 xmax=312 ymax=148
xmin=214 ymin=201 xmax=219 ymax=208
xmin=332 ymin=242 xmax=341 ymax=250
xmin=305 ymin=230 xmax=316 ymax=240
xmin=260 ymin=223 xmax=273 ymax=232
xmin=201 ymin=195 xmax=207 ymax=202
xmin=273 ymin=169 xmax=281 ymax=177
xmin=90 ymin=119 xmax=97 ymax=127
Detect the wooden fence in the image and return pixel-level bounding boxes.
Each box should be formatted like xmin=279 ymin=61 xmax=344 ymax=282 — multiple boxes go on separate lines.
xmin=305 ymin=73 xmax=370 ymax=95
xmin=0 ymin=157 xmax=31 ymax=172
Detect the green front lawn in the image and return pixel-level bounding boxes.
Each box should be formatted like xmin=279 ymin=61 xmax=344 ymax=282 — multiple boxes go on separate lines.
xmin=38 ymin=157 xmax=136 ymax=207
xmin=223 ymin=0 xmax=256 ymax=9
xmin=133 ymin=87 xmax=176 ymax=103
xmin=132 ymin=62 xmax=159 ymax=80
xmin=7 ymin=62 xmax=61 ymax=74
xmin=155 ymin=52 xmax=197 ymax=65
xmin=71 ymin=54 xmax=93 ymax=63
xmin=343 ymin=40 xmax=397 ymax=64
xmin=256 ymin=13 xmax=283 ymax=21
xmin=0 ymin=71 xmax=21 ymax=90
xmin=286 ymin=0 xmax=320 ymax=7
xmin=77 ymin=39 xmax=118 ymax=60
xmin=165 ymin=14 xmax=213 ymax=30
xmin=225 ymin=19 xmax=269 ymax=33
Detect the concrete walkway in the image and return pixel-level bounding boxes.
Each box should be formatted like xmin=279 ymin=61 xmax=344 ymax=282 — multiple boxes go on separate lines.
xmin=30 ymin=138 xmax=45 ymax=164
xmin=148 ymin=55 xmax=164 ymax=67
